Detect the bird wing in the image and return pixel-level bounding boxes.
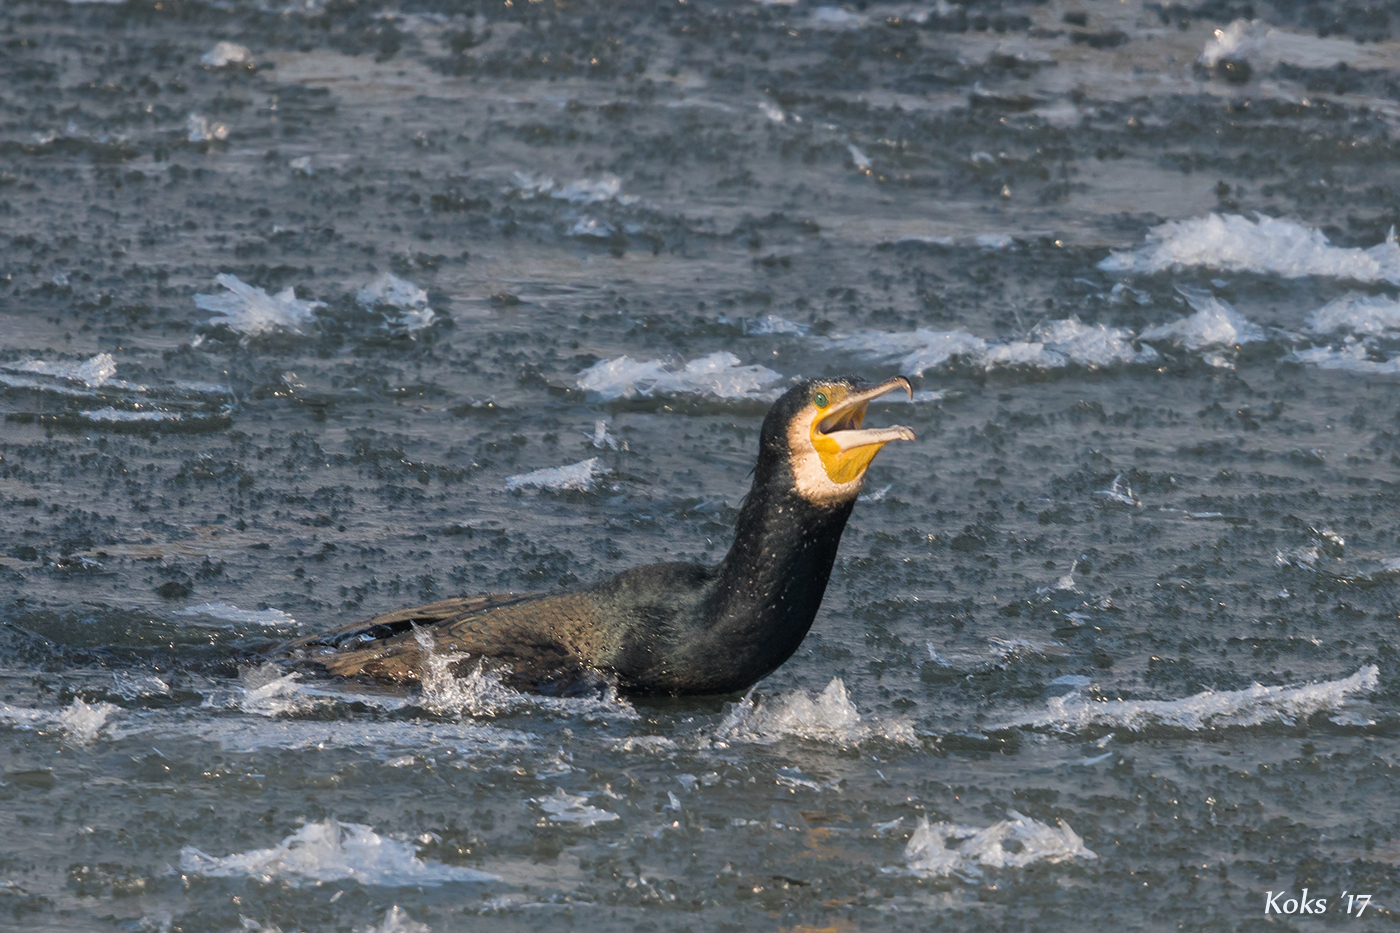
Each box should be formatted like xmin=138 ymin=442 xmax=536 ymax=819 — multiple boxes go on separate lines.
xmin=281 ymin=592 xmax=599 ymax=689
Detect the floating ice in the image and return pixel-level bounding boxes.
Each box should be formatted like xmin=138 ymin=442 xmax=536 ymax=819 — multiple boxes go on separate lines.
xmin=361 ymin=906 xmax=431 ymax=933
xmin=113 ymin=671 xmax=171 ymax=700
xmin=825 ymin=317 xmax=1154 ymax=376
xmin=743 ymin=314 xmax=809 ymax=336
xmin=897 ymin=234 xmax=954 ymax=247
xmin=1139 ymin=291 xmax=1265 ymax=350
xmin=290 ymin=156 xmax=313 ymax=176
xmin=759 ymin=101 xmax=787 ymax=123
xmin=774 ymin=769 xmax=826 ymax=791
xmin=1198 ymin=19 xmax=1380 ymax=70
xmin=892 ymin=389 xmax=946 ymax=404
xmin=180 ymin=714 xmax=536 ymax=755
xmin=1276 ymin=545 xmax=1320 ymax=569
xmin=31 ymin=120 xmax=120 ymax=145
xmin=925 ymin=643 xmax=954 ymax=668
xmin=176 ymin=602 xmax=297 ymax=626
xmin=0 ymin=703 xmax=48 ymax=730
xmin=606 ymin=735 xmax=677 ymax=754
xmin=1094 ymin=474 xmax=1140 ymax=507
xmin=356 ymin=273 xmax=436 ymax=332
xmin=1100 ymin=214 xmax=1400 ymax=284
xmin=533 ymin=788 xmax=620 ymax=827
xmin=894 ymin=231 xmax=1019 ymax=249
xmin=569 ymin=216 xmax=616 ymax=239
xmin=813 ymin=7 xmax=868 ymax=29
xmin=505 ymin=457 xmax=608 ymax=492
xmin=179 ymin=819 xmax=499 ymax=886
xmin=973 ymin=233 xmax=1015 ymax=249
xmin=1025 ymin=317 xmax=1157 ymax=367
xmin=714 ymin=677 xmax=917 ymax=748
xmin=9 ymin=353 xmax=117 ymax=387
xmin=510 ymin=172 xmax=623 ymax=203
xmin=186 ymin=113 xmax=228 ymax=143
xmin=201 ymin=41 xmax=253 ymax=67
xmin=1200 ymin=19 xmax=1271 ymax=66
xmin=356 ymin=273 xmax=427 ymax=312
xmin=989 ymin=636 xmax=1069 ymax=659
xmin=589 ymin=421 xmax=625 ymax=450
xmin=510 ymin=171 xmax=556 ymax=196
xmin=902 ymin=811 xmax=1096 ymax=879
xmin=1307 ymin=293 xmax=1400 ymax=336
xmin=555 ymin=174 xmax=622 ymax=203
xmin=194 ymin=273 xmax=324 ymax=335
xmin=847 ymin=144 xmax=872 ymax=171
xmin=1291 ymin=340 xmax=1400 ymax=375
xmin=1007 ymin=665 xmax=1378 ymax=733
xmin=58 ymin=697 xmax=118 ymax=744
xmin=80 ymin=408 xmax=184 ymax=423
xmin=824 ymin=329 xmax=983 ymax=376
xmin=576 ymin=351 xmax=784 ymax=401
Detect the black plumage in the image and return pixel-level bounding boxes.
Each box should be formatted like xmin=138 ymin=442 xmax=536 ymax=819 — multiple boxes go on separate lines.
xmin=281 ymin=375 xmax=914 ymax=696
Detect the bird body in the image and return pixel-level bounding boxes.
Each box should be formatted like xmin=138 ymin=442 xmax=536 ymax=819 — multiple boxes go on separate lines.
xmin=283 ymin=376 xmax=914 ymax=696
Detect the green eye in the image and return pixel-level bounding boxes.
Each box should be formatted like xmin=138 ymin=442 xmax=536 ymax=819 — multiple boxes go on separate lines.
xmin=813 ymin=391 xmax=828 ymax=408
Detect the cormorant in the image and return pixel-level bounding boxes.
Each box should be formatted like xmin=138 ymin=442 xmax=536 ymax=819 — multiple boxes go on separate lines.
xmin=282 ymin=375 xmax=915 ymax=696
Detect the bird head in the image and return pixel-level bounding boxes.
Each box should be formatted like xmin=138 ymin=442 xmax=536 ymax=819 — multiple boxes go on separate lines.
xmin=760 ymin=375 xmax=916 ymax=505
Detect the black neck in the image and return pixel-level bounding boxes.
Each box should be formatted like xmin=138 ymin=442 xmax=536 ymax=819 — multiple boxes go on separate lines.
xmin=694 ymin=465 xmax=855 ymax=690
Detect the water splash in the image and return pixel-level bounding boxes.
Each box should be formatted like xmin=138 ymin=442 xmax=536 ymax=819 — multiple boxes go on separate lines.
xmin=1307 ymin=293 xmax=1400 ymax=336
xmin=823 ymin=317 xmax=1155 ymax=377
xmin=411 ymin=629 xmax=636 ymax=721
xmin=1140 ymin=290 xmax=1265 ymax=351
xmin=1200 ymin=19 xmax=1271 ymax=67
xmin=1005 ymin=665 xmax=1378 ymax=733
xmin=58 ymin=697 xmax=118 ymax=744
xmin=575 ymin=352 xmax=784 ymax=401
xmin=902 ymin=811 xmax=1096 ymax=879
xmin=201 ymin=41 xmax=252 ymax=68
xmin=179 ymin=819 xmax=499 ymax=886
xmin=1100 ymin=214 xmax=1400 ymax=284
xmin=1291 ymin=340 xmax=1400 ymax=375
xmin=713 ymin=677 xmax=917 ymax=747
xmin=413 ymin=629 xmax=520 ymax=717
xmin=356 ymin=273 xmax=436 ymax=332
xmin=201 ymin=664 xmax=317 ymax=717
xmin=504 ymin=458 xmax=608 ymax=492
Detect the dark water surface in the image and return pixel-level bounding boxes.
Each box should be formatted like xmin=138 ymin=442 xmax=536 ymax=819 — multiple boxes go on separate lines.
xmin=4 ymin=0 xmax=1400 ymax=930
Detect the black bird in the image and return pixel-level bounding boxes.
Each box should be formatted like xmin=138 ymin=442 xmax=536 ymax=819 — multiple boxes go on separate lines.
xmin=282 ymin=376 xmax=915 ymax=696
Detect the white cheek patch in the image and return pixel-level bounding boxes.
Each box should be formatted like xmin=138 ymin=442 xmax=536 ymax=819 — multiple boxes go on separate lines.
xmin=787 ymin=415 xmax=864 ymax=505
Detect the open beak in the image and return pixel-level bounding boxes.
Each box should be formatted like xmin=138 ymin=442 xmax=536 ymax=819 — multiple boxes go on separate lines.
xmin=810 ymin=377 xmax=915 ymax=486
xmin=815 ymin=377 xmax=916 ymax=451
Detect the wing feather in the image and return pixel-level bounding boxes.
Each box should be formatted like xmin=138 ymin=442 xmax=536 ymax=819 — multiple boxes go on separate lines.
xmin=281 ymin=592 xmax=598 ymax=689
